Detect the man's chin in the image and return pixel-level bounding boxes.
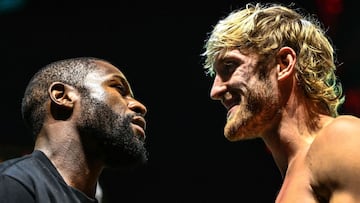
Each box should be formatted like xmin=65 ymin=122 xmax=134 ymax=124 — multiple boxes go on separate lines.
xmin=224 ymin=124 xmax=252 ymax=142
xmin=224 ymin=121 xmax=239 ymax=141
xmin=102 ymin=144 xmax=148 ymax=169
xmin=225 ymin=132 xmax=243 ymax=142
xmin=105 ymin=153 xmax=148 ymax=169
xmin=224 ymin=132 xmax=256 ymax=142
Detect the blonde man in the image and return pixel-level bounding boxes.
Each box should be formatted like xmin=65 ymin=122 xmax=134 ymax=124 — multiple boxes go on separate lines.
xmin=202 ymin=2 xmax=360 ymax=202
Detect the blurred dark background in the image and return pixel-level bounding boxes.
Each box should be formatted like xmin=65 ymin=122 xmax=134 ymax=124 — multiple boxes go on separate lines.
xmin=1 ymin=0 xmax=359 ymax=202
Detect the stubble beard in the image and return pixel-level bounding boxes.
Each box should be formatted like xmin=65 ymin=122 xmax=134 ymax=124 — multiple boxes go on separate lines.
xmin=77 ymin=95 xmax=148 ymax=169
xmin=224 ymin=80 xmax=279 ymax=142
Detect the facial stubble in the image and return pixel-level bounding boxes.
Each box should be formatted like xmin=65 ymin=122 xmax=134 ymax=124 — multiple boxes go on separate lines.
xmin=77 ymin=95 xmax=148 ymax=168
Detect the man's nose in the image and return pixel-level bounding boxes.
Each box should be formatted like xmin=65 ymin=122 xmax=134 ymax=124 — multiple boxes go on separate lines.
xmin=128 ymin=99 xmax=147 ymax=116
xmin=210 ymin=76 xmax=227 ymax=100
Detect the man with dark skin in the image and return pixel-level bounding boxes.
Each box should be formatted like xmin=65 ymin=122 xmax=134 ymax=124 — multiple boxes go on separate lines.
xmin=202 ymin=2 xmax=360 ymax=203
xmin=0 ymin=57 xmax=148 ymax=202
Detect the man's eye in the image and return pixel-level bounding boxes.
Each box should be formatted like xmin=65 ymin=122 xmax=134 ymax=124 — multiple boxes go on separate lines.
xmin=221 ymin=61 xmax=236 ymax=75
xmin=114 ymin=85 xmax=126 ymax=94
xmin=224 ymin=61 xmax=235 ymax=69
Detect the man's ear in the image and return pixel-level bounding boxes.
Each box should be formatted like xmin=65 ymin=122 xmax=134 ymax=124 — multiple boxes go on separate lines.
xmin=276 ymin=47 xmax=296 ymax=82
xmin=48 ymin=82 xmax=79 ymax=120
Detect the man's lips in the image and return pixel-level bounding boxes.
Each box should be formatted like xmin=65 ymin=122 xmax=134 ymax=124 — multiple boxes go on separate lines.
xmin=227 ymin=105 xmax=237 ymax=120
xmin=131 ymin=116 xmax=146 ymax=139
xmin=222 ymin=92 xmax=241 ymax=120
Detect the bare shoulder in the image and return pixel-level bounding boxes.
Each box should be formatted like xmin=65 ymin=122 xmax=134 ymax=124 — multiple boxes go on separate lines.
xmin=311 ymin=115 xmax=360 ymax=147
xmin=307 ymin=115 xmax=360 ymax=184
xmin=323 ymin=115 xmax=360 ymax=135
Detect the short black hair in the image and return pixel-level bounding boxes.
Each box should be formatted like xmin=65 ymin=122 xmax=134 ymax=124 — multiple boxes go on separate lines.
xmin=21 ymin=57 xmax=107 ymax=137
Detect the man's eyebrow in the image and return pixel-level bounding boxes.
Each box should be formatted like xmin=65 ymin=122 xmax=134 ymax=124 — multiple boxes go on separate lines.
xmin=109 ymin=74 xmax=125 ymax=82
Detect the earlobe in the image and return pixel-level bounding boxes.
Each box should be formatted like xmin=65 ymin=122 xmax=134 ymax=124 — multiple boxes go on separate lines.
xmin=277 ymin=47 xmax=296 ymax=81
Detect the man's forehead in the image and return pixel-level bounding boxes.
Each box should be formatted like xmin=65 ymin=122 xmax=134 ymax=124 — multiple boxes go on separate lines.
xmin=93 ymin=60 xmax=125 ymax=77
xmin=83 ymin=60 xmax=128 ymax=85
xmin=83 ymin=62 xmax=134 ymax=97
